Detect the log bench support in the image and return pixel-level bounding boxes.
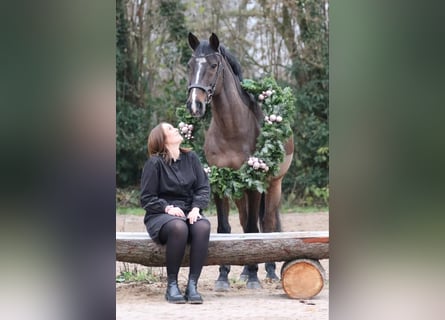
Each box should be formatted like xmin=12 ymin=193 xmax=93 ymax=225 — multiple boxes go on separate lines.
xmin=281 ymin=258 xmax=327 ymax=299
xmin=116 ymin=231 xmax=329 ymax=299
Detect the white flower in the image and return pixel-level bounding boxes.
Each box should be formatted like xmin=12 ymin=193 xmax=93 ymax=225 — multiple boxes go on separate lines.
xmin=178 ymin=122 xmax=185 ymax=128
xmin=276 ymin=115 xmax=283 ymax=122
xmin=258 ymin=94 xmax=265 ymax=100
xmin=269 ymin=114 xmax=277 ymax=122
xmin=181 ymin=126 xmax=189 ymax=133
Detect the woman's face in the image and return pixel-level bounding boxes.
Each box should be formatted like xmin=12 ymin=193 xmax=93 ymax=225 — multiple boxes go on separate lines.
xmin=162 ymin=123 xmax=183 ymax=145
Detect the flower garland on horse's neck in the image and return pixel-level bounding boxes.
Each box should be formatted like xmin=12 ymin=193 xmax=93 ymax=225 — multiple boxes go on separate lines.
xmin=176 ymin=76 xmax=295 ymax=199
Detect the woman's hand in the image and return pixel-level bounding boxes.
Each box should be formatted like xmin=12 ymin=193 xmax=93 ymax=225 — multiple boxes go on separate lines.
xmin=187 ymin=207 xmax=202 ymax=224
xmin=165 ymin=205 xmax=185 ymax=218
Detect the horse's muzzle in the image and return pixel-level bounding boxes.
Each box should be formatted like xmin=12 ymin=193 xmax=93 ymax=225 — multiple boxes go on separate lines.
xmin=186 ymin=100 xmax=205 ymax=118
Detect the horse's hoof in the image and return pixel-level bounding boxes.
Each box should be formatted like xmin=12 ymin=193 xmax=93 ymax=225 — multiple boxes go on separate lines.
xmin=266 ymin=273 xmax=280 ymax=282
xmin=246 ymin=280 xmax=262 ymax=290
xmin=239 ymin=265 xmax=250 ymax=281
xmin=239 ymin=274 xmax=248 ymax=282
xmin=214 ymin=280 xmax=230 ymax=292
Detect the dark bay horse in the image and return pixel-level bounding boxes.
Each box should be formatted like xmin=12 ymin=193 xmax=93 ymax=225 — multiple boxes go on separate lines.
xmin=185 ymin=32 xmax=294 ymax=290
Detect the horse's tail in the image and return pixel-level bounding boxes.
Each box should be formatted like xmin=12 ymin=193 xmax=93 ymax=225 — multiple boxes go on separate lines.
xmin=259 ymin=192 xmax=265 ymax=232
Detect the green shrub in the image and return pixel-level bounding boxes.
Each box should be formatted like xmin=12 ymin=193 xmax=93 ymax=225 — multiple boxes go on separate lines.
xmin=116 ymin=101 xmax=150 ymax=186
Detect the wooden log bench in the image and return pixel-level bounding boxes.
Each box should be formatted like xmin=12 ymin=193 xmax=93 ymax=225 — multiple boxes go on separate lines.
xmin=116 ymin=231 xmax=329 ymax=299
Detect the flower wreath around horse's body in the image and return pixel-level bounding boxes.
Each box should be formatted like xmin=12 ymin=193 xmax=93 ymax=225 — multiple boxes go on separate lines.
xmin=176 ymin=76 xmax=295 ymax=199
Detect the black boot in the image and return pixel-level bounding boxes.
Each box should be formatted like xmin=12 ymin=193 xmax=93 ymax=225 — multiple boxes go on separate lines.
xmin=185 ymin=275 xmax=203 ymax=304
xmin=165 ymin=275 xmax=186 ymax=304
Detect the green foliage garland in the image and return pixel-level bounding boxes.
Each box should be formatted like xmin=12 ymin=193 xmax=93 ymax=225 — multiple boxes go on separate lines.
xmin=176 ymin=76 xmax=295 ymax=199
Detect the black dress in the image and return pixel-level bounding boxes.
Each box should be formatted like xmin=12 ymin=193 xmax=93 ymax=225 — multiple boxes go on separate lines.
xmin=140 ymin=151 xmax=210 ymax=243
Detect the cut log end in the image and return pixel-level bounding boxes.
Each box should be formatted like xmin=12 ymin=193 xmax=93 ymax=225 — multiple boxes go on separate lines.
xmin=281 ymin=259 xmax=326 ymax=299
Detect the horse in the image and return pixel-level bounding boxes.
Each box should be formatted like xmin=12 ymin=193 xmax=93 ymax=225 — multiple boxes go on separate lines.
xmin=185 ymin=32 xmax=294 ymax=290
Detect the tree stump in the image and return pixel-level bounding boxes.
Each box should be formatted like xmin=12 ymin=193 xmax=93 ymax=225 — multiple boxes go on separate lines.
xmin=281 ymin=258 xmax=326 ymax=299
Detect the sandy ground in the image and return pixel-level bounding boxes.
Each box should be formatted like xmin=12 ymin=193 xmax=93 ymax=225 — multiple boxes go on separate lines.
xmin=116 ymin=211 xmax=329 ymax=320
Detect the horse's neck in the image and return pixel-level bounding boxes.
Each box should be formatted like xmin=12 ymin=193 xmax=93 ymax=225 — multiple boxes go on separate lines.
xmin=204 ymin=70 xmax=261 ymax=168
xmin=206 ymin=94 xmax=255 ymax=168
xmin=210 ymin=79 xmax=258 ymax=138
xmin=211 ymin=99 xmax=242 ymax=132
xmin=208 ymin=90 xmax=259 ymax=164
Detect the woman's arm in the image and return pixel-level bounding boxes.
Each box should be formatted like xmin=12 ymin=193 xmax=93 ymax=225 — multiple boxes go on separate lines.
xmin=140 ymin=158 xmax=169 ymax=214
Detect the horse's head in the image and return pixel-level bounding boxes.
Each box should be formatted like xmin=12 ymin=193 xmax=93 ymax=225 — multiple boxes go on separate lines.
xmin=186 ymin=32 xmax=224 ymax=118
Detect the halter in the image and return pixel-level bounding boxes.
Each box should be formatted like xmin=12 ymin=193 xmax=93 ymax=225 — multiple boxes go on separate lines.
xmin=187 ymin=52 xmax=224 ymax=105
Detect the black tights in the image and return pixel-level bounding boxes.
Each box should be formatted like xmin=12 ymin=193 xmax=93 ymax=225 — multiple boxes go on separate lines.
xmin=158 ymin=218 xmax=211 ymax=278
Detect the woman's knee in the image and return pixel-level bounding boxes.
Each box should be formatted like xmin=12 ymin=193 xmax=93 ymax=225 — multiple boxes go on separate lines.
xmin=171 ymin=219 xmax=189 ymax=233
xmin=161 ymin=219 xmax=189 ymax=239
xmin=192 ymin=219 xmax=211 ymax=235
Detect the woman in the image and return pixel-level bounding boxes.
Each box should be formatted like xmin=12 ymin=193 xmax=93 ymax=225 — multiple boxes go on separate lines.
xmin=140 ymin=122 xmax=211 ymax=304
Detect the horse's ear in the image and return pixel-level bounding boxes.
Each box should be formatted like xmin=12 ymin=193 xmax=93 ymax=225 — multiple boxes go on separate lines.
xmin=209 ymin=33 xmax=220 ymax=52
xmin=188 ymin=32 xmax=200 ymax=50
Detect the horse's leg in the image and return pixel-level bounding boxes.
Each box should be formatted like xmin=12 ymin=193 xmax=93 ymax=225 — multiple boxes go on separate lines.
xmin=214 ymin=193 xmax=232 ymax=292
xmin=261 ymin=178 xmax=284 ymax=281
xmin=235 ymin=194 xmax=249 ymax=281
xmin=236 ymin=190 xmax=262 ymax=289
xmin=261 ymin=178 xmax=283 ymax=232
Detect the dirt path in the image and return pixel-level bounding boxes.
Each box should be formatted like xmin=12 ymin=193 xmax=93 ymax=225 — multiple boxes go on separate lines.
xmin=116 ymin=211 xmax=329 ymax=320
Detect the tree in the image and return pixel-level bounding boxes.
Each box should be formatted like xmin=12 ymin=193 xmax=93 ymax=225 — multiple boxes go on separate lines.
xmin=116 ymin=0 xmax=191 ymax=187
xmin=116 ymin=0 xmax=150 ymax=186
xmin=255 ymin=0 xmax=329 ymax=204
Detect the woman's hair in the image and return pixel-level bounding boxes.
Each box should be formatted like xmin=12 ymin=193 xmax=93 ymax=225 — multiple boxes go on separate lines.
xmin=147 ymin=122 xmax=190 ymax=163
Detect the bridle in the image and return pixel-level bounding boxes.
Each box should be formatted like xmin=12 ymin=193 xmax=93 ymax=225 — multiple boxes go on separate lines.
xmin=187 ymin=52 xmax=224 ymax=105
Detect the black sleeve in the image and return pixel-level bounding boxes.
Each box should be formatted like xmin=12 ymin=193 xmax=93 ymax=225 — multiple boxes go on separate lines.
xmin=190 ymin=152 xmax=210 ymax=210
xmin=140 ymin=157 xmax=169 ymax=214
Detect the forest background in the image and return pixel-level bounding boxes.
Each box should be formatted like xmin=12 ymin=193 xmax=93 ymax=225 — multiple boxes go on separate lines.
xmin=116 ymin=0 xmax=329 ymax=207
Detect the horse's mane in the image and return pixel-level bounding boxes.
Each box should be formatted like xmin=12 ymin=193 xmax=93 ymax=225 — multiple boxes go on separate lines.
xmin=219 ymin=46 xmax=263 ymax=122
xmin=219 ymin=45 xmax=243 ymax=82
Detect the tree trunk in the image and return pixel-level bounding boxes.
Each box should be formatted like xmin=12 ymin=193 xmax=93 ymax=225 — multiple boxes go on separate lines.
xmin=116 ymin=231 xmax=329 ymax=267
